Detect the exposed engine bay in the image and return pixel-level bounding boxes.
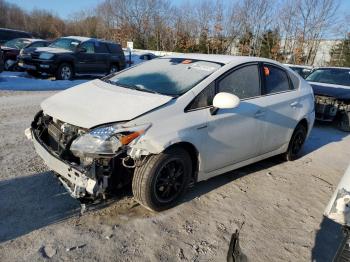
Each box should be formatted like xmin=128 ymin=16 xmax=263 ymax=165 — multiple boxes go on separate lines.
xmin=314 ymin=95 xmax=350 ymax=121
xmin=30 ymin=110 xmax=141 ymax=200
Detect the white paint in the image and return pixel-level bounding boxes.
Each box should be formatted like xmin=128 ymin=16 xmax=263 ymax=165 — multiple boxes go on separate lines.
xmin=325 ymin=164 xmax=350 ymax=226
xmin=213 ymin=92 xmax=240 ymax=109
xmin=35 ymin=55 xmax=314 ymax=182
xmin=41 ymin=79 xmax=172 ymax=129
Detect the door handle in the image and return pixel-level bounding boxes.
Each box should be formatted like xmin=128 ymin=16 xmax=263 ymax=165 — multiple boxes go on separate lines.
xmin=290 ymin=101 xmax=299 ymax=108
xmin=254 ymin=110 xmax=266 ymax=118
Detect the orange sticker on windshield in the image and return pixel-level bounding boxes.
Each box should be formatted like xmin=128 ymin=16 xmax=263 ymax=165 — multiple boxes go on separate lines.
xmin=264 ymin=66 xmax=270 ymax=76
xmin=181 ymin=59 xmax=193 ymax=64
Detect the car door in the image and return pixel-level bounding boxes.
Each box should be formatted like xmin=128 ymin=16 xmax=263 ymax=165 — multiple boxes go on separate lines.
xmin=75 ymin=41 xmax=97 ymax=74
xmin=94 ymin=42 xmax=109 ymax=73
xmin=200 ymin=63 xmax=266 ymax=173
xmin=258 ymin=63 xmax=302 ymax=154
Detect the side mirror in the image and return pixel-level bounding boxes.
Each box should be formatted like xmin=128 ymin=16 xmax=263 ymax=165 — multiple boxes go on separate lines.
xmin=211 ymin=92 xmax=240 ymax=115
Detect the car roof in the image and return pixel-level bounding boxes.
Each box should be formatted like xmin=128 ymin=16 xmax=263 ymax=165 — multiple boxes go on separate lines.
xmin=62 ymin=36 xmax=92 ymax=42
xmin=284 ymin=63 xmax=313 ymax=69
xmin=162 ymin=53 xmax=283 ymax=65
xmin=5 ymin=38 xmax=44 ymax=42
xmin=313 ymin=66 xmax=350 ymax=70
xmin=0 ymin=28 xmax=31 ymax=34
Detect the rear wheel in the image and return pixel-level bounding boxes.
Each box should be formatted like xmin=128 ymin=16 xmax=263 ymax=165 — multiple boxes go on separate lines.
xmin=338 ymin=111 xmax=350 ymax=132
xmin=56 ymin=63 xmax=73 ymax=80
xmin=132 ymin=147 xmax=192 ymax=211
xmin=285 ymin=124 xmax=307 ymax=161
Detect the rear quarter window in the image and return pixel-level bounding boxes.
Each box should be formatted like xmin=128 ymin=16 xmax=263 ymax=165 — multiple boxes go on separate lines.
xmin=95 ymin=42 xmax=109 ymax=53
xmin=263 ymin=64 xmax=291 ymax=94
xmin=288 ymin=71 xmax=300 ymax=89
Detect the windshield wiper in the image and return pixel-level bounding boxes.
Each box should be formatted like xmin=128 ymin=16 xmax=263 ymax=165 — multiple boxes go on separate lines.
xmin=104 ymin=80 xmax=163 ymax=95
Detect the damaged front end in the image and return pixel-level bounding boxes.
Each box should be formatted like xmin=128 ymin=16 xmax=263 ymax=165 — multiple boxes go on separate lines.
xmin=27 ymin=111 xmax=150 ymax=200
xmin=324 ymin=165 xmax=350 ymax=227
xmin=314 ymin=95 xmax=350 ymax=121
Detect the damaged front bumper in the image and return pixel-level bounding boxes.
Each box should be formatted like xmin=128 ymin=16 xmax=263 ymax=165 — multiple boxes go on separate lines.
xmin=27 ymin=128 xmax=97 ymax=198
xmin=324 ymin=164 xmax=350 ymax=227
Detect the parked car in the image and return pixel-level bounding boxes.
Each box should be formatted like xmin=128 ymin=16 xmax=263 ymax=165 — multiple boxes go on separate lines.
xmin=124 ymin=51 xmax=157 ymax=66
xmin=284 ymin=64 xmax=313 ymax=79
xmin=25 ymin=55 xmax=315 ymax=211
xmin=20 ymin=36 xmax=126 ymax=80
xmin=306 ymin=67 xmax=350 ymax=131
xmin=0 ymin=50 xmax=4 ymax=73
xmin=1 ymin=38 xmax=49 ymax=71
xmin=0 ymin=28 xmax=32 ymax=45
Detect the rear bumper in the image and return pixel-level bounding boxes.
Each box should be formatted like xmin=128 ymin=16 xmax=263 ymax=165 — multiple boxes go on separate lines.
xmin=27 ymin=128 xmax=97 ymax=198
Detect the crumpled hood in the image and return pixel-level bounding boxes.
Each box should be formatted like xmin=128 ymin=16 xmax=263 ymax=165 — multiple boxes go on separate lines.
xmin=309 ymin=81 xmax=350 ymax=100
xmin=41 ymin=79 xmax=172 ymax=129
xmin=35 ymin=46 xmax=72 ymax=54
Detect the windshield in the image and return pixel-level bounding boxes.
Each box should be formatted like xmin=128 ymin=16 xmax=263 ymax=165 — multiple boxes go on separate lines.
xmin=3 ymin=38 xmax=31 ymax=49
xmin=306 ymin=68 xmax=350 ymax=86
xmin=105 ymin=58 xmax=222 ymax=96
xmin=49 ymin=38 xmax=81 ymax=51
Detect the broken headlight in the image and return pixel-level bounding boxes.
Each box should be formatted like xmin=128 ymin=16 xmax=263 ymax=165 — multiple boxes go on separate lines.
xmin=70 ymin=123 xmax=151 ymax=158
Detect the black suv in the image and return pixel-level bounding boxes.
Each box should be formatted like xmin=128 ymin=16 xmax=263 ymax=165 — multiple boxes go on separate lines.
xmin=20 ymin=36 xmax=126 ymax=80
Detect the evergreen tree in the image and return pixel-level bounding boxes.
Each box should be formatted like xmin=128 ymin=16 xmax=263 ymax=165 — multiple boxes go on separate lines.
xmin=260 ymin=29 xmax=283 ymax=61
xmin=330 ymin=33 xmax=350 ymax=67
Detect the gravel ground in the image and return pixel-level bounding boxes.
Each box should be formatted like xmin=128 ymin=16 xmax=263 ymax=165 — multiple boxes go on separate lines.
xmin=0 ymin=90 xmax=349 ymax=261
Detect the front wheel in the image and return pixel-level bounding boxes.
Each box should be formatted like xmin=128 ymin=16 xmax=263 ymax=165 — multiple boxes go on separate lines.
xmin=132 ymin=148 xmax=192 ymax=212
xmin=56 ymin=63 xmax=74 ymax=80
xmin=109 ymin=64 xmax=119 ymax=74
xmin=4 ymin=59 xmax=14 ymax=71
xmin=285 ymin=124 xmax=307 ymax=161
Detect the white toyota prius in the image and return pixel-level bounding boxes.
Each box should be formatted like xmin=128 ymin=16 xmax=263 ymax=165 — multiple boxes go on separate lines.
xmin=26 ymin=54 xmax=315 ymax=211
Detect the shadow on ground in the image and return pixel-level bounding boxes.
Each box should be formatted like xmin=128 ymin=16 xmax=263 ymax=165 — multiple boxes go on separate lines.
xmin=312 ymin=216 xmax=344 ymax=262
xmin=0 ymin=172 xmax=80 ymax=243
xmin=302 ymin=122 xmax=349 ymax=155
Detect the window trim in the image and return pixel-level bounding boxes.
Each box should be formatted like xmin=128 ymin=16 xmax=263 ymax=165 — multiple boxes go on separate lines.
xmin=260 ymin=62 xmax=297 ymax=97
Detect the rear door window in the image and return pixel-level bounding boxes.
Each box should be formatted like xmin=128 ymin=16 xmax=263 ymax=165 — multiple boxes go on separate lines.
xmin=218 ymin=64 xmax=260 ymax=99
xmin=263 ymin=64 xmax=291 ymax=94
xmin=95 ymin=42 xmax=109 ymax=53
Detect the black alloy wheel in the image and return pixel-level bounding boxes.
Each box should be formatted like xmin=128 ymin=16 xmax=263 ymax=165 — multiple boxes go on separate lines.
xmin=285 ymin=124 xmax=307 ymax=161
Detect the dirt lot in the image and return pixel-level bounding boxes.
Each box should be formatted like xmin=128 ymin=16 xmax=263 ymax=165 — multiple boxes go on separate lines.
xmin=0 ymin=90 xmax=349 ymax=261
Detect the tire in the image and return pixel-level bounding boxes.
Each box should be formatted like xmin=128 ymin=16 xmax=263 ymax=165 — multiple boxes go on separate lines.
xmin=109 ymin=64 xmax=119 ymax=74
xmin=285 ymin=123 xmax=307 ymax=161
xmin=338 ymin=111 xmax=350 ymax=132
xmin=56 ymin=63 xmax=74 ymax=80
xmin=132 ymin=147 xmax=192 ymax=211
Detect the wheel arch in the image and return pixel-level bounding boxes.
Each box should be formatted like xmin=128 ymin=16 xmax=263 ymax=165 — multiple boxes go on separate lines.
xmin=297 ymin=118 xmax=308 ymax=133
xmin=164 ymin=141 xmax=199 ymax=184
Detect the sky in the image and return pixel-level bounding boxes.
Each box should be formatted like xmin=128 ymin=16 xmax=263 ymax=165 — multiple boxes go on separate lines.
xmin=5 ymin=0 xmax=350 ymax=20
